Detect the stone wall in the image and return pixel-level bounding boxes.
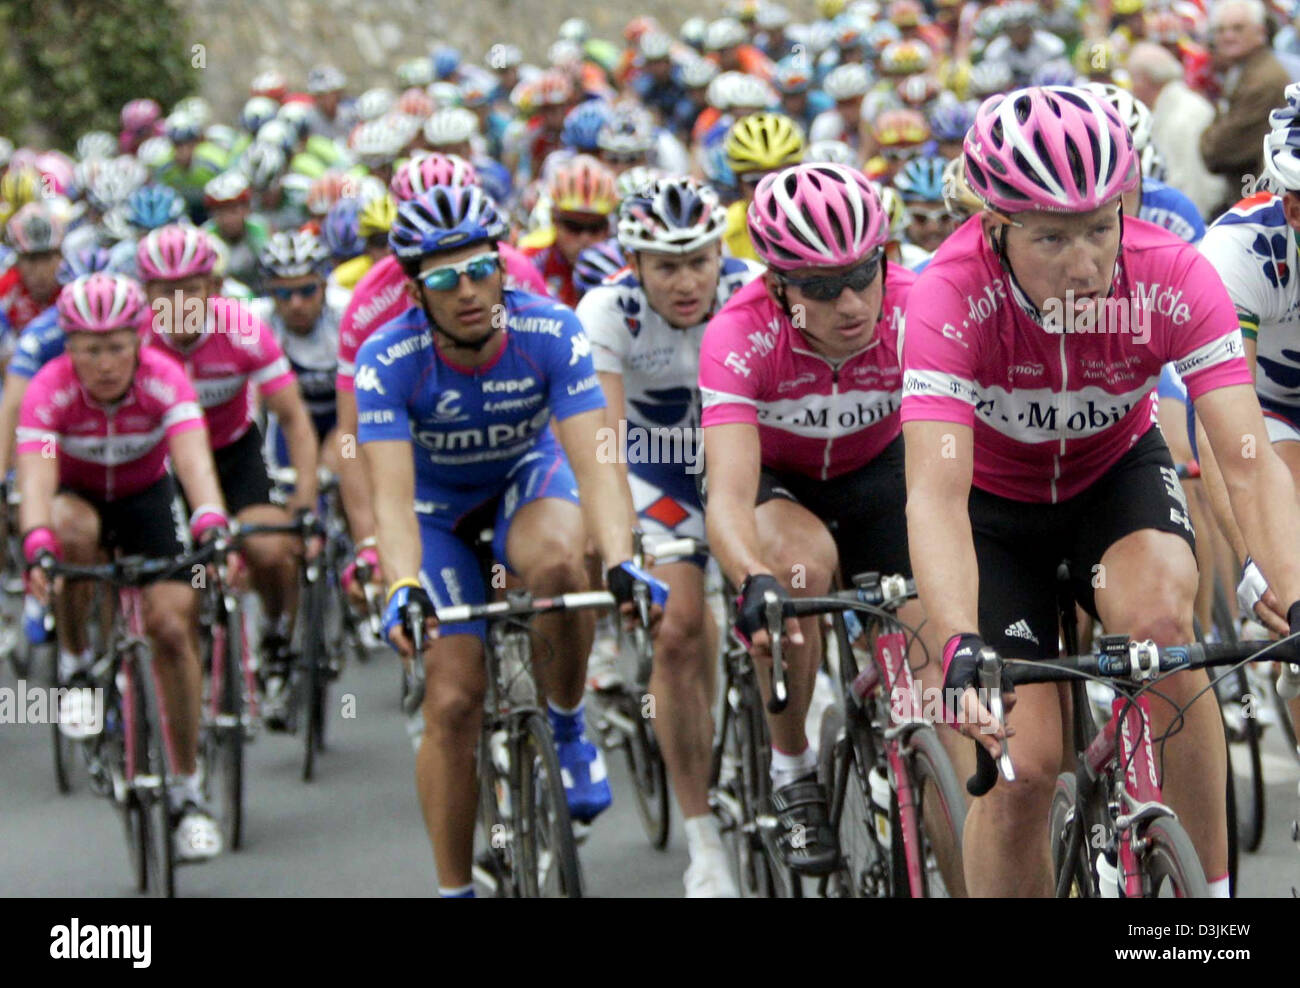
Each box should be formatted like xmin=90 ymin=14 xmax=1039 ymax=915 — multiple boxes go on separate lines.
xmin=188 ymin=0 xmax=747 ymax=118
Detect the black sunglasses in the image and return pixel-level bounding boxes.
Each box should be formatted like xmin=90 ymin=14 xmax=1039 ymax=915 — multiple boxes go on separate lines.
xmin=779 ymin=248 xmax=883 ymax=302
xmin=270 ymin=283 xmax=321 ymax=301
xmin=558 ymin=216 xmax=609 ymax=235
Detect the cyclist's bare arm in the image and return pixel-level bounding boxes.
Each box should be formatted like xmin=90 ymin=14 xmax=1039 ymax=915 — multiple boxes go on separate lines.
xmin=552 ymin=406 xmax=634 ymax=567
xmin=0 ymin=371 xmax=29 ymax=477
xmin=902 ymin=420 xmax=979 ymax=646
xmin=361 ymin=438 xmax=421 ymax=587
xmin=595 ymin=370 xmax=639 ymax=526
xmin=1196 ymin=383 xmax=1300 ymax=621
xmin=334 ymin=390 xmax=378 ymax=543
xmin=168 ymin=425 xmax=227 ymax=519
xmin=263 ymin=384 xmax=319 ymax=512
xmin=701 ymin=422 xmax=771 ymax=588
xmin=16 ymin=447 xmax=58 ymax=600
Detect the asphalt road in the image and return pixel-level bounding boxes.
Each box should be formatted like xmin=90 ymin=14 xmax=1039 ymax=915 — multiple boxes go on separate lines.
xmin=2 ymin=646 xmax=1296 ymax=897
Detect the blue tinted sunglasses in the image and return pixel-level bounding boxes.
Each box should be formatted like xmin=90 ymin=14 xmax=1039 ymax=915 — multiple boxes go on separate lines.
xmin=419 ymin=252 xmax=500 ymax=292
xmin=270 ymin=283 xmax=320 ymax=301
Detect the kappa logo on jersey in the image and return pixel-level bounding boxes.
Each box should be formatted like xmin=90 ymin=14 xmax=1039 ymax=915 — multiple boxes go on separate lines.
xmin=354 ymin=365 xmax=386 ymax=394
xmin=569 ymin=332 xmax=592 ymax=366
xmin=1250 ymin=230 xmax=1290 ymax=289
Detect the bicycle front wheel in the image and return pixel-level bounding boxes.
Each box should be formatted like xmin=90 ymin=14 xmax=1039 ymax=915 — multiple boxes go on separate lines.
xmin=130 ymin=650 xmax=175 ymax=898
xmin=1049 ymin=772 xmax=1094 ymax=897
xmin=211 ymin=601 xmax=245 ymax=849
xmin=299 ymin=574 xmax=328 ymax=782
xmin=818 ymin=702 xmax=888 ymax=898
xmin=510 ymin=710 xmax=583 ymax=898
xmin=621 ymin=692 xmax=670 ymax=850
xmin=1142 ymin=817 xmax=1209 ymax=898
xmin=905 ymin=726 xmax=968 ymax=898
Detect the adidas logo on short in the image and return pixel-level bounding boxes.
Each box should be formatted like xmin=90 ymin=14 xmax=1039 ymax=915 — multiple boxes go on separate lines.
xmin=1005 ymin=619 xmax=1039 ymax=644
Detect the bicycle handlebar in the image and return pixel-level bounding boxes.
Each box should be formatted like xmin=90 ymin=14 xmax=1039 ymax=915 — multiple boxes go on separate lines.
xmin=964 ymin=637 xmax=1286 ymax=797
xmin=38 ymin=543 xmax=217 ymax=587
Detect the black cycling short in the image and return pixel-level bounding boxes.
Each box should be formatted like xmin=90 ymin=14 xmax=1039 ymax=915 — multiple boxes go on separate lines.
xmin=971 ymin=426 xmax=1195 ymax=661
xmin=212 ymin=425 xmax=274 ymax=516
xmin=67 ymin=475 xmax=189 ymax=581
xmin=701 ymin=433 xmax=911 ymax=584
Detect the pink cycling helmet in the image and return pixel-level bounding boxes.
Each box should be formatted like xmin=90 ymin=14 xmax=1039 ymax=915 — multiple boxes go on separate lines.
xmin=963 ymin=85 xmax=1139 ymax=215
xmin=57 ymin=273 xmax=148 ymax=333
xmin=747 ymin=162 xmax=887 ymax=271
xmin=121 ymin=98 xmax=162 ymax=133
xmin=389 ymin=152 xmax=479 ymax=202
xmin=137 ymin=224 xmax=219 ymax=281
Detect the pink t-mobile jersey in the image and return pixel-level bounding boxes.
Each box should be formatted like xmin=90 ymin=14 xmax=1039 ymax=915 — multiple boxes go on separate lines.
xmin=699 ymin=264 xmax=916 ymax=480
xmin=900 ymin=216 xmax=1253 ymax=503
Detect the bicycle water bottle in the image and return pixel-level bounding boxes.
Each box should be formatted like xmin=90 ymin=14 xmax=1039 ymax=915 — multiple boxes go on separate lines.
xmin=22 ymin=594 xmax=49 ymax=645
xmin=1096 ymin=845 xmax=1122 ymax=898
xmin=868 ymin=765 xmax=892 ymax=846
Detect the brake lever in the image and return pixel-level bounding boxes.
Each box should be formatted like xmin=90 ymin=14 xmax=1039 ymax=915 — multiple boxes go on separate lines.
xmin=402 ymin=600 xmax=427 ymax=716
xmin=765 ymin=589 xmax=788 ymax=713
xmin=977 ymin=646 xmax=1015 ymax=782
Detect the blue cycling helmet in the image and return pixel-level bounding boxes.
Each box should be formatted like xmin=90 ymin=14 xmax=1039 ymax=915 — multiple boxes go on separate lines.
xmin=125 ymin=184 xmax=187 ymax=230
xmin=323 ymin=197 xmax=366 ymax=260
xmin=57 ymin=246 xmax=115 ymax=286
xmin=389 ymin=185 xmax=507 ymax=262
xmin=893 ymin=154 xmax=949 ymax=203
xmin=432 ymin=45 xmax=462 ymax=81
xmin=562 ymin=100 xmax=613 ymax=153
xmin=927 ymin=101 xmax=975 ymax=144
xmin=474 ymin=158 xmax=514 ymax=210
xmin=572 ymin=239 xmax=626 ymax=295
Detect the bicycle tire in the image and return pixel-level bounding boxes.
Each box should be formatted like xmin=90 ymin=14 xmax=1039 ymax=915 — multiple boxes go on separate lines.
xmin=131 ymin=650 xmax=175 ymax=897
xmin=118 ymin=662 xmax=149 ymax=893
xmin=1223 ymin=734 xmax=1238 ymax=896
xmin=510 ymin=709 xmax=584 ymax=898
xmin=212 ymin=600 xmax=245 ymax=850
xmin=818 ymin=702 xmax=889 ymax=898
xmin=1210 ymin=587 xmax=1265 ymax=854
xmin=737 ymin=675 xmax=777 ymax=897
xmin=300 ymin=572 xmax=327 ymax=782
xmin=1142 ymin=816 xmax=1209 ymax=898
xmin=40 ymin=644 xmax=74 ymax=794
xmin=476 ymin=723 xmax=514 ymax=897
xmin=905 ymin=726 xmax=968 ymax=898
xmin=1048 ymin=772 xmax=1094 ymax=897
xmin=621 ymin=691 xmax=671 ymax=850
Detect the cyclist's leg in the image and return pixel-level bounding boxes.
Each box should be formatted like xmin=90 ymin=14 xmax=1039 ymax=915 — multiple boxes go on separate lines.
xmin=49 ymin=491 xmax=102 ymax=658
xmin=412 ymin=503 xmax=491 ymax=891
xmin=142 ymin=579 xmax=202 ymax=774
xmin=1158 ymin=391 xmax=1214 ymax=633
xmin=964 ymin=488 xmax=1069 ymax=897
xmin=1079 ymin=429 xmax=1225 ymax=888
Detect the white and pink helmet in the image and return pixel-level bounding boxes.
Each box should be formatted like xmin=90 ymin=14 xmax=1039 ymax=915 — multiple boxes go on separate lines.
xmin=136 ymin=224 xmax=219 ymax=281
xmin=962 ymin=86 xmax=1139 ymax=215
xmin=388 ymin=152 xmax=478 ymax=202
xmin=746 ymin=163 xmax=887 ymax=271
xmin=57 ymin=273 xmax=148 ymax=333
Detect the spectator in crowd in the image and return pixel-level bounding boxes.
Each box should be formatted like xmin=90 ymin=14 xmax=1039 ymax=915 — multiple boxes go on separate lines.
xmin=1198 ymin=0 xmax=1291 ymax=214
xmin=1129 ymin=42 xmax=1229 ymax=218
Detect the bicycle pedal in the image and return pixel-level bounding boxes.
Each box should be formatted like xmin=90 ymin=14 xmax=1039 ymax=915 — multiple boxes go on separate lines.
xmin=571 ymin=820 xmax=592 ymax=845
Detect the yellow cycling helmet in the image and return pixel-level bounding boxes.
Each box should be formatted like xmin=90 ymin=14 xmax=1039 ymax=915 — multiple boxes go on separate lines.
xmin=816 ymin=0 xmax=847 ymax=20
xmin=1112 ymin=0 xmax=1144 ymax=16
xmin=358 ymin=192 xmax=398 ymax=237
xmin=0 ymin=166 xmax=41 ymax=225
xmin=725 ymin=112 xmax=806 ymax=177
xmin=872 ymin=108 xmax=930 ymax=149
xmin=548 ymin=154 xmax=618 ymax=216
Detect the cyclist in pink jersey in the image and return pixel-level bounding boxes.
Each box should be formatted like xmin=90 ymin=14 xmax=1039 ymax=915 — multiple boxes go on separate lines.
xmin=698 ymin=162 xmax=934 ymax=879
xmin=900 ymin=86 xmax=1300 ymax=897
xmin=138 ymin=224 xmax=320 ymax=730
xmin=333 ymin=154 xmax=549 ymax=604
xmin=18 ymin=273 xmax=230 ymax=862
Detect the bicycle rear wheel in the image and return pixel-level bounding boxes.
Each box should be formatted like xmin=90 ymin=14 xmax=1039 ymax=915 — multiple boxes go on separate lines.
xmin=620 ymin=692 xmax=670 ymax=850
xmin=1142 ymin=817 xmax=1209 ymax=897
xmin=510 ymin=710 xmax=583 ymax=897
xmin=905 ymin=726 xmax=968 ymax=898
xmin=1048 ymin=772 xmax=1094 ymax=897
xmin=818 ymin=702 xmax=889 ymax=897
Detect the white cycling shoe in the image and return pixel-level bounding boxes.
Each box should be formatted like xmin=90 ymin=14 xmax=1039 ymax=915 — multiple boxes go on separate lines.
xmin=58 ymin=686 xmax=103 ymax=740
xmin=684 ymin=846 xmax=739 ymax=898
xmin=173 ymin=802 xmax=223 ymax=863
xmin=586 ymin=630 xmax=625 ymax=692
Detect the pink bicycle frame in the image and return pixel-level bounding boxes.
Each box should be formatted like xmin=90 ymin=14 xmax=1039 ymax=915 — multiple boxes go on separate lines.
xmin=1081 ymin=692 xmax=1169 ymax=897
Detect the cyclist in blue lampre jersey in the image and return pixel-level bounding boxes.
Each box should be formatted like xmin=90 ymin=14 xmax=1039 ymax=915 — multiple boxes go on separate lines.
xmin=257 ymin=230 xmax=343 ymax=476
xmin=355 ymin=185 xmax=666 ymax=898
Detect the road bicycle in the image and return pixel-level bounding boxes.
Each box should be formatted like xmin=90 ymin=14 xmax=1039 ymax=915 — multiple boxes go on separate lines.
xmin=40 ymin=546 xmax=214 ymax=898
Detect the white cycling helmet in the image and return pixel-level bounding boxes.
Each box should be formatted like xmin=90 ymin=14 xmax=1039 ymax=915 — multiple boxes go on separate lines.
xmin=823 ymin=63 xmax=870 ymax=101
xmin=1084 ymin=82 xmax=1153 ymax=152
xmin=805 ymin=139 xmax=857 ymax=166
xmin=705 ymin=17 xmax=748 ymax=52
xmin=355 ymin=87 xmax=397 ymax=122
xmin=640 ymin=32 xmax=674 ymax=60
xmin=707 ymin=71 xmax=776 ymax=111
xmin=423 ymin=107 xmax=479 ymax=147
xmin=681 ymin=57 xmax=720 ymax=90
